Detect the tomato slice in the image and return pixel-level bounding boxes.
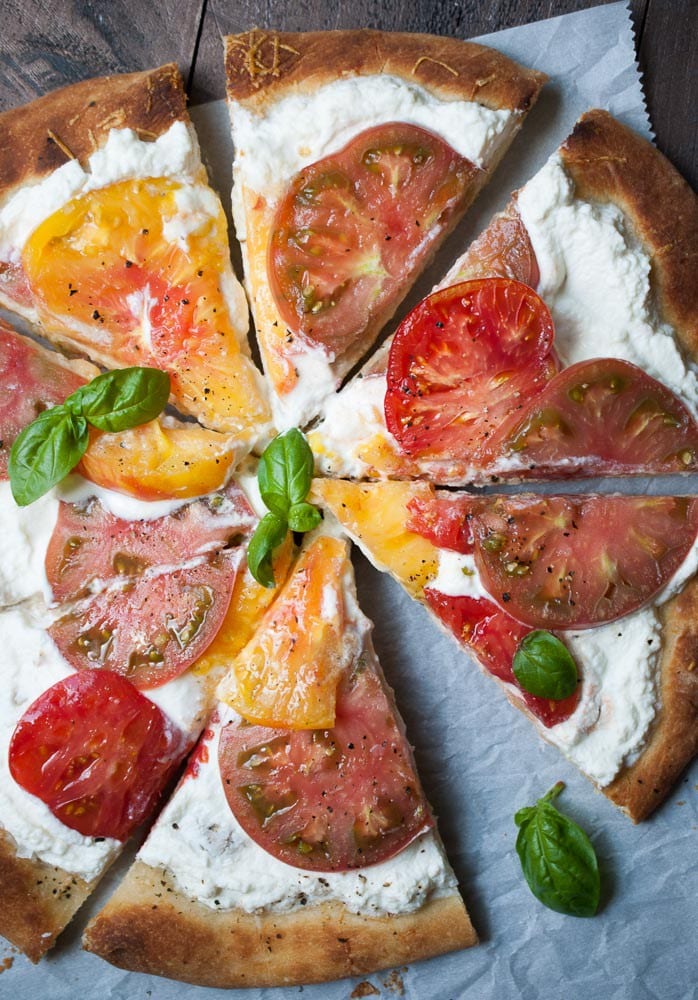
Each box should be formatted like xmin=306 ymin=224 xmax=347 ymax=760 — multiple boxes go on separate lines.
xmin=423 ymin=589 xmax=578 ymax=727
xmin=406 ymin=494 xmax=481 ymax=554
xmin=470 ymin=495 xmax=698 ymax=630
xmin=385 ymin=279 xmax=558 ymax=460
xmin=9 ymin=670 xmax=184 ymax=840
xmin=498 ymin=357 xmax=698 ymax=475
xmin=45 ymin=483 xmax=254 ymax=603
xmin=269 ymin=123 xmax=478 ymax=360
xmin=218 ymin=659 xmax=433 ymax=872
xmin=448 ymin=202 xmax=540 ymax=287
xmin=49 ymin=549 xmax=241 ymax=688
xmin=0 ymin=323 xmax=88 ymax=478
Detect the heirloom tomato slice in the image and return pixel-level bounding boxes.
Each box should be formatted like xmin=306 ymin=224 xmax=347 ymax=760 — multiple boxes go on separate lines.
xmin=448 ymin=202 xmax=540 ymax=287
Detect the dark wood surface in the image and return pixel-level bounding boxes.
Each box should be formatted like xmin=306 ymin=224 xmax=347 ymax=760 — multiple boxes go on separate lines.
xmin=0 ymin=0 xmax=695 ymax=188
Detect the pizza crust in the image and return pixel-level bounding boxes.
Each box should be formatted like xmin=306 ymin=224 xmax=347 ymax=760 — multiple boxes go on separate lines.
xmin=0 ymin=827 xmax=96 ymax=963
xmin=224 ymin=28 xmax=546 ymax=114
xmin=560 ymin=109 xmax=698 ymax=361
xmin=0 ymin=65 xmax=187 ymax=204
xmin=83 ymin=860 xmax=476 ymax=988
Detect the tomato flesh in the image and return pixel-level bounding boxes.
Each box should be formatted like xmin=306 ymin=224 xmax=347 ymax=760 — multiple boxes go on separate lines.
xmin=470 ymin=495 xmax=698 ymax=630
xmin=218 ymin=660 xmax=433 ymax=872
xmin=449 ymin=202 xmax=540 ymax=287
xmin=423 ymin=589 xmax=579 ymax=727
xmin=385 ymin=278 xmax=558 ymax=460
xmin=269 ymin=122 xmax=477 ymax=360
xmin=9 ymin=670 xmax=184 ymax=840
xmin=406 ymin=493 xmax=481 ymax=554
xmin=498 ymin=357 xmax=698 ymax=475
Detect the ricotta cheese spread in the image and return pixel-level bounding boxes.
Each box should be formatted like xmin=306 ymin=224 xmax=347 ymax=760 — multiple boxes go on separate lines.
xmin=516 ymin=152 xmax=698 ymax=413
xmin=138 ymin=709 xmax=458 ymax=917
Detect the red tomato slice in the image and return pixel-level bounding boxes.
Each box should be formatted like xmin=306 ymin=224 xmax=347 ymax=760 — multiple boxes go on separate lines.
xmin=45 ymin=482 xmax=254 ymax=603
xmin=470 ymin=495 xmax=698 ymax=630
xmin=449 ymin=202 xmax=540 ymax=287
xmin=406 ymin=494 xmax=480 ymax=554
xmin=423 ymin=589 xmax=579 ymax=727
xmin=0 ymin=260 xmax=33 ymax=310
xmin=0 ymin=323 xmax=87 ymax=478
xmin=385 ymin=279 xmax=558 ymax=460
xmin=218 ymin=660 xmax=433 ymax=872
xmin=498 ymin=357 xmax=698 ymax=475
xmin=9 ymin=670 xmax=184 ymax=840
xmin=269 ymin=122 xmax=478 ymax=360
xmin=49 ymin=549 xmax=241 ymax=688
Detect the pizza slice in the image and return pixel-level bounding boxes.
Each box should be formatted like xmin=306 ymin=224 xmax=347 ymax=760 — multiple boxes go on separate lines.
xmin=224 ymin=28 xmax=545 ymax=429
xmin=312 ymin=480 xmax=698 ymax=822
xmin=84 ymin=531 xmax=476 ymax=988
xmin=0 ymin=65 xmax=271 ymax=444
xmin=311 ymin=110 xmax=698 ymax=483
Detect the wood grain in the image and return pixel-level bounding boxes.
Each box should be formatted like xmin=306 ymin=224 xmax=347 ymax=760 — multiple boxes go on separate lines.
xmin=0 ymin=0 xmax=205 ymax=111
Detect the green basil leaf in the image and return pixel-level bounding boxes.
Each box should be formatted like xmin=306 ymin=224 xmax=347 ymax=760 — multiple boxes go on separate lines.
xmin=287 ymin=501 xmax=322 ymax=534
xmin=9 ymin=407 xmax=89 ymax=506
xmin=513 ymin=630 xmax=578 ymax=700
xmin=247 ymin=513 xmax=289 ymax=589
xmin=67 ymin=367 xmax=170 ymax=432
xmin=258 ymin=428 xmax=315 ymax=516
xmin=515 ymin=782 xmax=600 ymax=918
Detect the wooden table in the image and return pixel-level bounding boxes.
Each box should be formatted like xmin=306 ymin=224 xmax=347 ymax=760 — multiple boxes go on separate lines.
xmin=0 ymin=0 xmax=695 ymax=189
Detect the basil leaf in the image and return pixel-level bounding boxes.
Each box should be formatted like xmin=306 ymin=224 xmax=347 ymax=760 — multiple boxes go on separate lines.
xmin=513 ymin=630 xmax=578 ymax=700
xmin=258 ymin=428 xmax=315 ymax=516
xmin=247 ymin=513 xmax=289 ymax=589
xmin=9 ymin=407 xmax=89 ymax=506
xmin=515 ymin=782 xmax=600 ymax=918
xmin=67 ymin=367 xmax=170 ymax=432
xmin=288 ymin=501 xmax=322 ymax=534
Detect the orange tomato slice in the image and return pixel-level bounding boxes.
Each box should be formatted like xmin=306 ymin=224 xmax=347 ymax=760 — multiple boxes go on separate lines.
xmin=217 ymin=535 xmax=352 ymax=729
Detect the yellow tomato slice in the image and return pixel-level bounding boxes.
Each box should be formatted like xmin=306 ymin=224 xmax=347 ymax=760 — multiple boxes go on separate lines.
xmin=78 ymin=421 xmax=238 ymax=500
xmin=310 ymin=479 xmax=440 ymax=597
xmin=217 ymin=535 xmax=351 ymax=729
xmin=22 ymin=178 xmax=270 ymax=436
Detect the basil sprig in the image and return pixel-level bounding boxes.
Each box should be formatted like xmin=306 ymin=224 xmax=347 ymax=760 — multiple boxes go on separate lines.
xmin=513 ymin=630 xmax=578 ymax=700
xmin=248 ymin=428 xmax=322 ymax=588
xmin=9 ymin=367 xmax=170 ymax=506
xmin=515 ymin=782 xmax=601 ymax=918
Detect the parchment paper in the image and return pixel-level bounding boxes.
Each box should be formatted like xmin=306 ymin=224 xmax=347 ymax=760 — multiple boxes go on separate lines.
xmin=3 ymin=4 xmax=696 ymax=998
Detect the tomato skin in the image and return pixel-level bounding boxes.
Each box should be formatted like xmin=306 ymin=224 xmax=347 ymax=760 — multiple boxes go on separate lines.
xmin=9 ymin=670 xmax=184 ymax=841
xmin=449 ymin=202 xmax=540 ymax=287
xmin=218 ymin=661 xmax=433 ymax=872
xmin=499 ymin=358 xmax=698 ymax=476
xmin=385 ymin=278 xmax=558 ymax=461
xmin=470 ymin=495 xmax=698 ymax=630
xmin=424 ymin=589 xmax=579 ymax=727
xmin=269 ymin=122 xmax=478 ymax=360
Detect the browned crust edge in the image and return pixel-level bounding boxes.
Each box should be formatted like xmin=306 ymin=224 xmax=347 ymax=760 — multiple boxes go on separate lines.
xmin=560 ymin=109 xmax=698 ymax=362
xmin=0 ymin=64 xmax=188 ymax=201
xmin=84 ymin=860 xmax=476 ymax=988
xmin=0 ymin=828 xmax=94 ymax=963
xmin=224 ymin=29 xmax=546 ymax=114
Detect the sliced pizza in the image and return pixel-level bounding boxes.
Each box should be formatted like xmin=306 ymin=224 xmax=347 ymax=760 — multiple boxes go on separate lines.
xmin=0 ymin=65 xmax=271 ymax=444
xmin=84 ymin=531 xmax=476 ymax=987
xmin=224 ymin=28 xmax=545 ymax=429
xmin=312 ymin=480 xmax=698 ymax=822
xmin=311 ymin=110 xmax=698 ymax=483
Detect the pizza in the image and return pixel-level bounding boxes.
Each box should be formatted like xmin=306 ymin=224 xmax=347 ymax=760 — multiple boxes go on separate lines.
xmin=83 ymin=532 xmax=476 ymax=987
xmin=0 ymin=64 xmax=271 ymax=447
xmin=310 ymin=110 xmax=698 ymax=483
xmin=224 ymin=28 xmax=545 ymax=428
xmin=312 ymin=481 xmax=698 ymax=822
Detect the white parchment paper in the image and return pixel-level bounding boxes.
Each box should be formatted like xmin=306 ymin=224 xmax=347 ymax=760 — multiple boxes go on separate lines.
xmin=3 ymin=4 xmax=696 ymax=999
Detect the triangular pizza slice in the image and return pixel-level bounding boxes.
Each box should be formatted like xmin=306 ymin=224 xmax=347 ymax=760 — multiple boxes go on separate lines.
xmin=313 ymin=480 xmax=698 ymax=822
xmin=311 ymin=110 xmax=698 ymax=482
xmin=84 ymin=531 xmax=476 ymax=988
xmin=0 ymin=65 xmax=271 ymax=446
xmin=224 ymin=28 xmax=545 ymax=429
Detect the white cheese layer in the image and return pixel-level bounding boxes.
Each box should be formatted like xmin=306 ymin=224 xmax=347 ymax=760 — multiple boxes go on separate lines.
xmin=517 ymin=152 xmax=698 ymax=413
xmin=138 ymin=713 xmax=458 ymax=917
xmin=0 ymin=481 xmax=59 ymax=606
xmin=231 ymin=74 xmax=518 ymax=197
xmin=429 ymin=536 xmax=698 ymax=786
